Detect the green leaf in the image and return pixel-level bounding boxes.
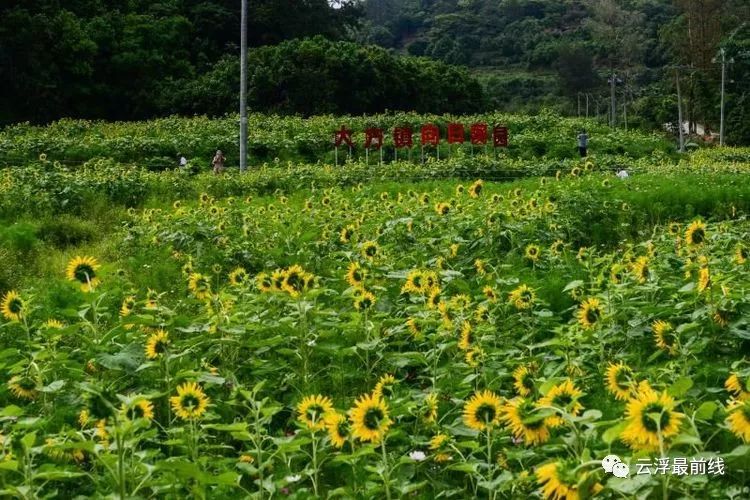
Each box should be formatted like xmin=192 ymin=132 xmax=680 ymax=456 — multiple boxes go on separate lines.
xmin=694 ymin=401 xmax=718 ymax=421
xmin=668 ymin=376 xmax=694 ymax=397
xmin=21 ymin=432 xmax=36 ymax=450
xmin=602 ymin=421 xmax=627 ymax=445
xmin=40 ymin=380 xmax=65 ymax=393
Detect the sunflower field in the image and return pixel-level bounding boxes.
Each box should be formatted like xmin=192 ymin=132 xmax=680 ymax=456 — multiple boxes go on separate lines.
xmin=1 ymin=114 xmax=750 ymax=499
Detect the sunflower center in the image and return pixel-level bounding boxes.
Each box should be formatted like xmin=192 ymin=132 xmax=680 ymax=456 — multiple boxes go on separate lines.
xmin=475 ymin=403 xmax=496 ymax=424
xmin=553 ymin=394 xmax=573 ymax=408
xmin=366 ymin=246 xmax=377 ymax=257
xmin=128 ymin=405 xmax=145 ymax=419
xmin=364 ymin=408 xmax=385 ymax=430
xmin=305 ymin=404 xmax=324 ymax=423
xmin=690 ymin=229 xmax=705 ymax=244
xmin=615 ymin=369 xmax=631 ymax=389
xmin=74 ymin=265 xmax=95 ymax=283
xmin=9 ymin=298 xmax=23 ymax=314
xmin=585 ymin=307 xmax=600 ymax=324
xmin=181 ymin=395 xmax=200 ymax=410
xmin=641 ymin=402 xmax=670 ymax=433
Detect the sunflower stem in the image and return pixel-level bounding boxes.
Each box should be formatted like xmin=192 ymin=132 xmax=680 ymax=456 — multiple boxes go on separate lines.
xmin=380 ymin=438 xmax=392 ymax=500
xmin=311 ymin=431 xmax=320 ymax=497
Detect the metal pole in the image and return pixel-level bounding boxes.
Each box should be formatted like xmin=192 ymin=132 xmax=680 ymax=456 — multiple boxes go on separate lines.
xmin=578 ymin=94 xmax=581 ymax=117
xmin=586 ymin=94 xmax=589 ymax=118
xmin=720 ymin=48 xmax=726 ymax=146
xmin=239 ymin=0 xmax=248 ymax=172
xmin=676 ymin=68 xmax=685 ymax=153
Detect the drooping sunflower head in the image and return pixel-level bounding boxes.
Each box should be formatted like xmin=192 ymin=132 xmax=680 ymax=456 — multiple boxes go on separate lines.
xmin=372 ymin=374 xmax=397 ymax=400
xmin=8 ymin=375 xmax=38 ymax=400
xmin=513 ymin=365 xmax=536 ymax=397
xmin=296 ymin=394 xmax=334 ymax=431
xmin=483 ymin=286 xmax=497 ymax=302
xmin=685 ymin=220 xmax=707 ymax=246
xmin=524 ymin=244 xmax=541 ymax=263
xmin=1 ymin=290 xmax=25 ymax=322
xmin=256 ymin=272 xmax=274 ymax=293
xmin=501 ymin=397 xmax=550 ymax=446
xmin=349 ymin=393 xmax=391 ymax=443
xmin=652 ymin=320 xmax=678 ymax=355
xmin=339 ymin=225 xmax=355 ymax=244
xmin=465 ymin=347 xmax=485 ymax=368
xmin=726 ymin=399 xmax=750 ymax=443
xmin=124 ymin=398 xmax=155 ymax=422
xmin=537 ymin=379 xmax=584 ymax=428
xmin=463 ymin=390 xmax=503 ymax=432
xmin=427 ymin=287 xmax=442 ymax=309
xmin=577 ymin=297 xmax=603 ymax=329
xmin=735 ymin=245 xmax=749 ymax=265
xmin=458 ymin=321 xmax=473 ymax=351
xmin=228 ymin=267 xmax=249 ymax=286
xmin=697 ymin=266 xmax=711 ymax=293
xmin=120 ymin=295 xmax=136 ymax=317
xmin=145 ymin=329 xmax=169 ymax=360
xmin=549 ymin=239 xmax=564 ymax=256
xmin=536 ymin=460 xmax=583 ymax=500
xmin=66 ymin=256 xmax=101 ymax=292
xmin=170 ymin=382 xmax=210 ymax=421
xmin=188 ymin=273 xmax=212 ymax=301
xmin=631 ymin=256 xmax=650 ymax=283
xmin=621 ymin=386 xmax=684 ymax=451
xmin=468 ymin=180 xmax=483 ymax=198
xmin=345 ymin=262 xmax=366 ymax=288
xmin=361 ymin=241 xmax=379 ymax=260
xmin=725 ymin=373 xmax=750 ymax=401
xmin=324 ymin=411 xmax=349 ymax=448
xmin=605 ymin=361 xmax=635 ymax=401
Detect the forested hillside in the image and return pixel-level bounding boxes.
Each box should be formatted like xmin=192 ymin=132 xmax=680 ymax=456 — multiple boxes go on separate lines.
xmin=360 ymin=0 xmax=750 ymax=143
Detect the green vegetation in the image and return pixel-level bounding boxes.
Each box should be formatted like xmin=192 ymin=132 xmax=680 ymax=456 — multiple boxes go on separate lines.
xmin=0 ymin=114 xmax=750 ymax=497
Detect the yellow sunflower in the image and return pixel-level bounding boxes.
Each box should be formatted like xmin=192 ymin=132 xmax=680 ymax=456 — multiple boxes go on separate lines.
xmin=281 ymin=265 xmax=314 ymax=297
xmin=537 ymin=379 xmax=584 ymax=428
xmin=501 ymin=397 xmax=550 ymax=445
xmin=324 ymin=411 xmax=349 ymax=448
xmin=65 ymin=256 xmax=101 ymax=292
xmin=120 ymin=295 xmax=136 ymax=317
xmin=361 ymin=241 xmax=380 ymax=260
xmin=43 ymin=319 xmax=65 ymax=329
xmin=427 ymin=288 xmax=442 ymax=309
xmin=297 ymin=394 xmax=334 ymax=431
xmin=124 ymin=399 xmax=155 ymax=421
xmin=605 ymin=361 xmax=635 ymax=401
xmin=652 ymin=320 xmax=677 ymax=355
xmin=620 ymin=385 xmax=684 ymax=451
xmin=508 ymin=284 xmax=536 ymax=310
xmin=465 ymin=347 xmax=484 ymax=368
xmin=725 ymin=373 xmax=750 ymax=401
xmin=145 ymin=329 xmax=169 ymax=360
xmin=373 ymin=373 xmax=397 ymax=400
xmin=7 ymin=375 xmax=38 ymax=400
xmin=1 ymin=290 xmax=24 ymax=322
xmin=483 ymin=286 xmax=497 ymax=302
xmin=697 ymin=266 xmax=711 ymax=293
xmin=513 ymin=364 xmax=535 ymax=397
xmin=228 ymin=267 xmax=249 ymax=286
xmin=353 ymin=289 xmax=376 ymax=311
xmin=339 ymin=225 xmax=355 ymax=244
xmin=468 ymin=180 xmax=484 ymax=198
xmin=423 ymin=393 xmax=439 ymax=423
xmin=536 ymin=461 xmax=582 ymax=500
xmin=402 ymin=270 xmax=425 ymax=294
xmin=549 ymin=240 xmax=564 ymax=256
xmin=463 ymin=390 xmax=503 ymax=432
xmin=170 ymin=382 xmax=210 ymax=420
xmin=349 ymin=393 xmax=391 ymax=443
xmin=577 ymin=297 xmax=603 ymax=329
xmin=726 ymin=399 xmax=750 ymax=442
xmin=188 ymin=273 xmax=212 ymax=300
xmin=685 ymin=220 xmax=707 ymax=246
xmin=435 ymin=202 xmax=451 ymax=215
xmin=256 ymin=272 xmax=274 ymax=293
xmin=406 ymin=317 xmax=422 ymax=339
xmin=524 ymin=244 xmax=541 ymax=263
xmin=631 ymin=256 xmax=650 ymax=283
xmin=735 ymin=245 xmax=748 ymax=265
xmin=458 ymin=321 xmax=473 ymax=350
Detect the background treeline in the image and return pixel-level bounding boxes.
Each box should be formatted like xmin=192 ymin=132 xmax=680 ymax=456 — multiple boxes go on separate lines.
xmin=1 ymin=0 xmax=749 ymax=144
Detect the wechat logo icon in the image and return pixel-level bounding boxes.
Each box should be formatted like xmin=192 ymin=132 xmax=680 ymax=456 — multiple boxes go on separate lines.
xmin=602 ymin=455 xmax=629 ymax=478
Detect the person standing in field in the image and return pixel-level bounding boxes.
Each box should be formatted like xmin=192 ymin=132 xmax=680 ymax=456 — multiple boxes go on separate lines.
xmin=212 ymin=150 xmax=226 ymax=174
xmin=578 ymin=129 xmax=589 ymax=158
xmin=577 ymin=130 xmax=589 ymax=158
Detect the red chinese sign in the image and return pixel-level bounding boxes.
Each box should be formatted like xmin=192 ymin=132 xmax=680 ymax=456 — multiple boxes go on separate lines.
xmin=393 ymin=127 xmax=413 ymax=148
xmin=421 ymin=124 xmax=440 ymax=146
xmin=447 ymin=123 xmax=465 ymax=144
xmin=365 ymin=128 xmax=384 ymax=149
xmin=334 ymin=126 xmax=354 ymax=147
xmin=470 ymin=123 xmax=488 ymax=145
xmin=493 ymin=126 xmax=509 ymax=147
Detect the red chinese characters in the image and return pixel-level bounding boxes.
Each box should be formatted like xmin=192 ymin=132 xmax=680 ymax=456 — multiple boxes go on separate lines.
xmin=365 ymin=127 xmax=384 ymax=149
xmin=393 ymin=127 xmax=413 ymax=148
xmin=421 ymin=124 xmax=440 ymax=146
xmin=447 ymin=123 xmax=465 ymax=144
xmin=470 ymin=123 xmax=488 ymax=145
xmin=334 ymin=126 xmax=354 ymax=148
xmin=493 ymin=126 xmax=509 ymax=147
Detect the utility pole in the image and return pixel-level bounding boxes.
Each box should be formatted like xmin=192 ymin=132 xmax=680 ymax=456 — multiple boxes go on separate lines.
xmin=675 ymin=68 xmax=685 ymax=153
xmin=239 ymin=0 xmax=248 ymax=172
xmin=610 ymin=71 xmax=616 ymax=127
xmin=714 ymin=48 xmax=734 ymax=146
